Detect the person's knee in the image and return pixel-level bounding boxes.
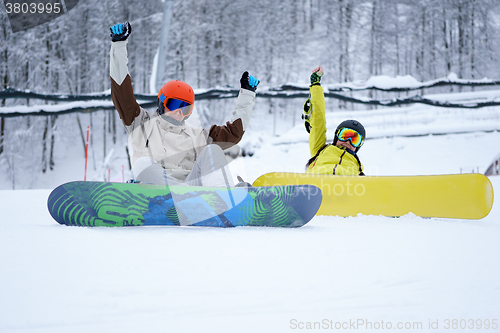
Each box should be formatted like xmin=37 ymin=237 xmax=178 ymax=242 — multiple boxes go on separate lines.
xmin=132 ymin=157 xmax=158 ymax=178
xmin=198 ymin=144 xmax=225 ymax=163
xmin=197 ymin=144 xmax=228 ymax=173
xmin=203 ymin=144 xmax=224 ymax=155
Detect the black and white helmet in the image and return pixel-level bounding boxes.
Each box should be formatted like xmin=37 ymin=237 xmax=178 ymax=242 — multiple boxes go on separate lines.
xmin=333 ymin=119 xmax=366 ymax=153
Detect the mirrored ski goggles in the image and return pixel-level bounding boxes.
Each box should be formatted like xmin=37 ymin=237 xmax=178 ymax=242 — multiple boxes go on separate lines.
xmin=158 ymin=94 xmax=193 ymax=116
xmin=337 ymin=127 xmax=364 ymax=147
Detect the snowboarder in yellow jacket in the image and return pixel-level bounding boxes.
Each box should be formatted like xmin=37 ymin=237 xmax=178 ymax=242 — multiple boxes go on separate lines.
xmin=304 ymin=65 xmax=365 ymax=176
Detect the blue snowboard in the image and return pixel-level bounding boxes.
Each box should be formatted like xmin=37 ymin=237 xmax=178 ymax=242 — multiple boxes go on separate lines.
xmin=47 ymin=182 xmax=322 ymax=228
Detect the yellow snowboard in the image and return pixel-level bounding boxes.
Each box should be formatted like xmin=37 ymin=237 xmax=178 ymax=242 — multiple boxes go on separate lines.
xmin=253 ymin=173 xmax=494 ymax=219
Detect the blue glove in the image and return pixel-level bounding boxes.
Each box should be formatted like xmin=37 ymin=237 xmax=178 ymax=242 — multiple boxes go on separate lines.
xmin=249 ymin=75 xmax=259 ymax=88
xmin=240 ymin=71 xmax=260 ymax=92
xmin=111 ymin=23 xmax=124 ymax=35
xmin=110 ymin=22 xmax=131 ymax=42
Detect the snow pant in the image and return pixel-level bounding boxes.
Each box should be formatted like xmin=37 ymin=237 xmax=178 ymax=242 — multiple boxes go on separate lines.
xmin=133 ymin=144 xmax=235 ymax=187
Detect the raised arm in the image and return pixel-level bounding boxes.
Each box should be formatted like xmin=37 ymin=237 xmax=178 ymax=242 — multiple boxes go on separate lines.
xmin=208 ymin=72 xmax=259 ymax=148
xmin=109 ymin=22 xmax=140 ymax=126
xmin=308 ymin=65 xmax=327 ymax=157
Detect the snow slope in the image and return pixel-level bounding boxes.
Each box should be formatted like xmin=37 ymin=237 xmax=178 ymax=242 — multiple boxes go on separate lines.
xmin=1 ymin=88 xmax=500 ymax=332
xmin=1 ymin=131 xmax=499 ymax=333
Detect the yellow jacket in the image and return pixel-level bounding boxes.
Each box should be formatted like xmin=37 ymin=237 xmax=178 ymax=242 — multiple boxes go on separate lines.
xmin=306 ymin=85 xmax=363 ymax=176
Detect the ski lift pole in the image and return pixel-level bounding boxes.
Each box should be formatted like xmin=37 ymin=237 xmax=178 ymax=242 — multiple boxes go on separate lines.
xmin=84 ymin=126 xmax=89 ymax=181
xmin=155 ymin=0 xmax=173 ymax=92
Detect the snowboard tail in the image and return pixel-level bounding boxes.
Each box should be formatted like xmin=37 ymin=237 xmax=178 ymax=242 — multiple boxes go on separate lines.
xmin=47 ymin=181 xmax=322 ymax=228
xmin=252 ymin=173 xmax=494 ymax=219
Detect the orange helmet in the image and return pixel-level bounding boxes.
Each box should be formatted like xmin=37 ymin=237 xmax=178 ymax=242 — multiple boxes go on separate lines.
xmin=157 ymin=80 xmax=195 ymax=116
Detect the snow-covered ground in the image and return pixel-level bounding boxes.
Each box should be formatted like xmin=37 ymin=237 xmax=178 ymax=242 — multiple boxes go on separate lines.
xmin=1 ymin=139 xmax=499 ymax=332
xmin=1 ymin=90 xmax=500 ymax=332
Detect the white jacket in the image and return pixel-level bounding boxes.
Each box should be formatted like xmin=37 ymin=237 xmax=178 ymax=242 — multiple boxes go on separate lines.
xmin=110 ymin=40 xmax=256 ymax=181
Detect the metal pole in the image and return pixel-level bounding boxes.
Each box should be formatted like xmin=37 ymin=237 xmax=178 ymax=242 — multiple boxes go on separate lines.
xmin=155 ymin=0 xmax=173 ymax=92
xmin=84 ymin=126 xmax=89 ymax=181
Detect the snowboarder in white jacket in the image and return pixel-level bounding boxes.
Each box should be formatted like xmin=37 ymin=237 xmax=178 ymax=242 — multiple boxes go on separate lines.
xmin=109 ymin=22 xmax=259 ymax=186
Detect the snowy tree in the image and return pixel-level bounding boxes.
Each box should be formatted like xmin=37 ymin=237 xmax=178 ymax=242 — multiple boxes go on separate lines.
xmin=1 ymin=0 xmax=500 ymax=188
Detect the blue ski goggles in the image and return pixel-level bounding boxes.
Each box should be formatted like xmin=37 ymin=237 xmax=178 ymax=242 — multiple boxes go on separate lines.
xmin=158 ymin=94 xmax=193 ymax=116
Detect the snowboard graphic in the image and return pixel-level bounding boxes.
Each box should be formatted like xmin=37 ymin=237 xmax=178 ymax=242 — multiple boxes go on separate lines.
xmin=253 ymin=173 xmax=494 ymax=219
xmin=47 ymin=181 xmax=322 ymax=228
